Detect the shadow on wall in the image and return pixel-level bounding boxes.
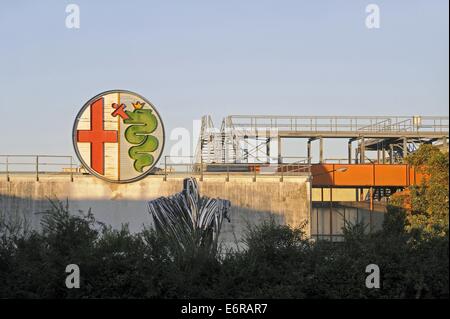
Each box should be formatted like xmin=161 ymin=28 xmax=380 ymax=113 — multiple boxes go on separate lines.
xmin=311 ymin=201 xmax=386 ymax=241
xmin=0 ymin=194 xmax=286 ymax=248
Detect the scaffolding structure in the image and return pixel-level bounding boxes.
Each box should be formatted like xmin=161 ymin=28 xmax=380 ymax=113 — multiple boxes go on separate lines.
xmin=195 ymin=115 xmax=449 ymax=165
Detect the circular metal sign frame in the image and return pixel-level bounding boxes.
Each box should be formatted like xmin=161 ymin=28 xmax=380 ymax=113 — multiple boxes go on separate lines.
xmin=72 ymin=89 xmax=165 ymax=183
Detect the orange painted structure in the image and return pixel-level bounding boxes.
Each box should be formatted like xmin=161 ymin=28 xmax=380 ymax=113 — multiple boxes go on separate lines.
xmin=311 ymin=163 xmax=428 ymax=211
xmin=311 ymin=164 xmax=426 ymax=187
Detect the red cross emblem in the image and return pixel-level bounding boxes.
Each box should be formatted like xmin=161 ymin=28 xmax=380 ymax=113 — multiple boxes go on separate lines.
xmin=76 ymin=98 xmax=118 ymax=175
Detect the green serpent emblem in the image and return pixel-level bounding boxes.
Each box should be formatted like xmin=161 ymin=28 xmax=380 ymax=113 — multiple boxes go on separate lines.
xmin=124 ymin=108 xmax=159 ymax=173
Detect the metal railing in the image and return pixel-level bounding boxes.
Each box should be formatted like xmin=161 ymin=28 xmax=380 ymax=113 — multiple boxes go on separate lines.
xmin=323 ymin=158 xmax=355 ymax=164
xmin=225 ymin=115 xmax=449 ymax=133
xmin=0 ymin=155 xmax=79 ymax=182
xmin=197 ymin=115 xmax=448 ymax=164
xmin=161 ymin=156 xmax=311 ymax=182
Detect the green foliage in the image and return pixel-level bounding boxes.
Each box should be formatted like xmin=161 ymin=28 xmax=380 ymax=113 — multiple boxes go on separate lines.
xmin=389 ymin=144 xmax=449 ymax=238
xmin=1 ymin=144 xmax=449 ymax=300
xmin=0 ymin=202 xmax=448 ymax=299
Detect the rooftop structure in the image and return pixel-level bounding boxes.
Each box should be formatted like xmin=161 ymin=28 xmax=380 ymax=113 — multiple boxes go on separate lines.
xmin=195 ymin=115 xmax=449 ymax=165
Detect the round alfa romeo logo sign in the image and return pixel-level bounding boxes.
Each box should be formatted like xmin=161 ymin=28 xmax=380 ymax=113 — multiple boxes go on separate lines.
xmin=73 ymin=90 xmax=165 ymax=183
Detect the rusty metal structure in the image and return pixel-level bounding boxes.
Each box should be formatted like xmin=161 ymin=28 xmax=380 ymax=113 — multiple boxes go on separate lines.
xmin=193 ymin=114 xmax=447 ymax=200
xmin=195 ymin=115 xmax=448 ymax=165
xmin=192 ymin=114 xmax=448 ymax=241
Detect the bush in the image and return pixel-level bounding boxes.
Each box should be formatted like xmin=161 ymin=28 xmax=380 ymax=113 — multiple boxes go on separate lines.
xmin=0 ymin=203 xmax=448 ymax=299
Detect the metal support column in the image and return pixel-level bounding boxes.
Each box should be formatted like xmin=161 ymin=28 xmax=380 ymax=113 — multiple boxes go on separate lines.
xmin=329 ymin=187 xmax=333 ymax=241
xmin=360 ymin=136 xmax=365 ymax=164
xmin=36 ymin=156 xmax=39 ymax=182
xmin=307 ymin=139 xmax=312 ymax=165
xmin=163 ymin=156 xmax=167 ymax=181
xmin=369 ymin=187 xmax=374 ymax=211
xmin=389 ymin=144 xmax=394 ymax=164
xmin=244 ymin=135 xmax=249 ymax=163
xmin=70 ymin=157 xmax=73 ymax=182
xmin=403 ymin=137 xmax=408 ymax=159
xmin=319 ymin=137 xmax=323 ymax=164
xmin=277 ymin=136 xmax=282 ymax=164
xmin=6 ymin=156 xmax=10 ymax=182
xmin=348 ymin=139 xmax=352 ymax=164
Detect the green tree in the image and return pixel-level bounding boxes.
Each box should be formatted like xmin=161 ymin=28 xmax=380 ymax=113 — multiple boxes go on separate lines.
xmin=389 ymin=144 xmax=449 ymax=237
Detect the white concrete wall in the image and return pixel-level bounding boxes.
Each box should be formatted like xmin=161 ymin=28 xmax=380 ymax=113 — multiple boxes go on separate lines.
xmin=0 ymin=174 xmax=311 ymax=247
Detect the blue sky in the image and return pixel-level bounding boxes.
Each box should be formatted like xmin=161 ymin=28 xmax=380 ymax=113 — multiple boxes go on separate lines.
xmin=0 ymin=0 xmax=448 ymax=161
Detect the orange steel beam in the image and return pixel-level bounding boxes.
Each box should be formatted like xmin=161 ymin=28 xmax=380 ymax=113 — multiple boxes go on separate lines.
xmin=311 ymin=164 xmax=426 ymax=187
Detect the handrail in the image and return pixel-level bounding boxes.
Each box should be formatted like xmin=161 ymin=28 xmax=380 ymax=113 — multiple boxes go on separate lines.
xmin=0 ymin=155 xmax=79 ymax=182
xmin=162 ymin=155 xmax=311 ymax=182
xmin=224 ymin=115 xmax=449 ymax=133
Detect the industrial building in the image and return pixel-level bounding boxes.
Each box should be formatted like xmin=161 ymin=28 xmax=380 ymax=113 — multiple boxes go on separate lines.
xmin=1 ymin=114 xmax=448 ymax=243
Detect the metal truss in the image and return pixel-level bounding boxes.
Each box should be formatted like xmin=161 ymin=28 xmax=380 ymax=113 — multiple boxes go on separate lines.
xmin=195 ymin=115 xmax=448 ymax=164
